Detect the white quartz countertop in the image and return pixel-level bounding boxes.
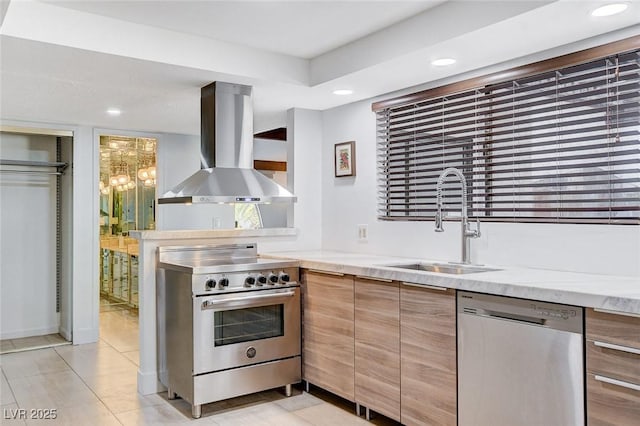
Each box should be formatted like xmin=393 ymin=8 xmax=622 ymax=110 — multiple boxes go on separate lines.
xmin=261 ymin=250 xmax=640 ymax=315
xmin=131 ymin=227 xmax=296 ymax=240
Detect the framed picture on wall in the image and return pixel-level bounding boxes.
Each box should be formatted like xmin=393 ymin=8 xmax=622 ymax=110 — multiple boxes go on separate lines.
xmin=334 ymin=141 xmax=356 ymax=177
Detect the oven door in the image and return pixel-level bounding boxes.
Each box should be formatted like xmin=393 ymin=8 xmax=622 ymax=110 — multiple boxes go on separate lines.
xmin=193 ymin=286 xmax=301 ymax=374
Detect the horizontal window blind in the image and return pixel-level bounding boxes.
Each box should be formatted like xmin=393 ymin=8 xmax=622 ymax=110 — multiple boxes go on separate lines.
xmin=376 ymin=48 xmax=640 ymax=224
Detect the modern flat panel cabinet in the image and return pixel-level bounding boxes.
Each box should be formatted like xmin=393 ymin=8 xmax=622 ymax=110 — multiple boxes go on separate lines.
xmin=302 ymin=269 xmax=458 ymax=423
xmin=400 ymin=283 xmax=457 ymax=426
xmin=301 ymin=269 xmax=355 ymax=401
xmin=354 ymin=277 xmax=401 ymax=422
xmin=586 ymin=309 xmax=640 ymax=426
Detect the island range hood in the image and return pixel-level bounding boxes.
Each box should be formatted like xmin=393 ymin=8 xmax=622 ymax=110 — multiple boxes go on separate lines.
xmin=158 ymin=82 xmax=296 ymax=204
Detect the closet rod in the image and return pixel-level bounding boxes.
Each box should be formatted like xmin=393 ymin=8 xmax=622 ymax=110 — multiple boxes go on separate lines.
xmin=0 ymin=169 xmax=62 ymax=176
xmin=0 ymin=159 xmax=68 ymax=169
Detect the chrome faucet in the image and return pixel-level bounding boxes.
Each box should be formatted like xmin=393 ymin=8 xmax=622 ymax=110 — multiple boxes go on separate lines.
xmin=434 ymin=167 xmax=481 ymax=264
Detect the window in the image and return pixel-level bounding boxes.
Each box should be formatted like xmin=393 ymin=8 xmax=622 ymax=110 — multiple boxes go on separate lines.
xmin=374 ymin=39 xmax=640 ymax=224
xmin=234 ymin=204 xmax=262 ymax=229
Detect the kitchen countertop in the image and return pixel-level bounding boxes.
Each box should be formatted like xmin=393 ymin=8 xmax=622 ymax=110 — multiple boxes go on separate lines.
xmin=130 ymin=227 xmax=296 ymax=240
xmin=261 ymin=250 xmax=640 ymax=315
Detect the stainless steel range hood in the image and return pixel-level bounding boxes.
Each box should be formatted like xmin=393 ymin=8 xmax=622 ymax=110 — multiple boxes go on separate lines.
xmin=158 ymin=82 xmax=296 ymax=204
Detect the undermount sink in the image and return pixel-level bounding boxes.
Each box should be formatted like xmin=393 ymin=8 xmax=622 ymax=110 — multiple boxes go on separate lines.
xmin=384 ymin=262 xmax=501 ymax=275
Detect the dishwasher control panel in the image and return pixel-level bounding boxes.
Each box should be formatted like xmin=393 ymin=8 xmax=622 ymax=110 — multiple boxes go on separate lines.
xmin=458 ymin=291 xmax=583 ymax=333
xmin=530 ymin=304 xmax=578 ymax=320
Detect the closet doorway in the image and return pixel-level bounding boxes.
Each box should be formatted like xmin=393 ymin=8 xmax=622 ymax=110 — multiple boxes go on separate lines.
xmin=0 ymin=128 xmax=73 ymax=353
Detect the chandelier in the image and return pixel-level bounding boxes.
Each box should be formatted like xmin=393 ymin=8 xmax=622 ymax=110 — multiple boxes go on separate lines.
xmin=137 ymin=154 xmax=156 ymax=187
xmin=109 ymin=153 xmax=131 ymax=187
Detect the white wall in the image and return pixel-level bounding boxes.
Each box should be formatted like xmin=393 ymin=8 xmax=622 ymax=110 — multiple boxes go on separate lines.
xmin=254 ymin=137 xmax=287 ymax=187
xmin=155 ymin=133 xmax=235 ymax=230
xmin=0 ymin=133 xmax=59 ymax=339
xmin=254 ymin=137 xmax=287 ymax=161
xmin=277 ymin=108 xmax=323 ymax=251
xmin=71 ymin=126 xmax=100 ymax=344
xmin=321 ymin=100 xmax=640 ymax=277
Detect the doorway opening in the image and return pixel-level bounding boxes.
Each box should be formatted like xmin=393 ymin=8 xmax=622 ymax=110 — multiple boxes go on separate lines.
xmin=98 ymin=135 xmax=156 ymax=316
xmin=0 ymin=128 xmax=73 ymax=353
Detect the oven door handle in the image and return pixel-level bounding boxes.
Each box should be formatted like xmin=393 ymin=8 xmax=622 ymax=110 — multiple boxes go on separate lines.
xmin=201 ymin=291 xmax=296 ymax=310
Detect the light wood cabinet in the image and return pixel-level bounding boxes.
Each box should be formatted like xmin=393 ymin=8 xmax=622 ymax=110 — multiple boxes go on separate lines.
xmin=301 ymin=269 xmax=457 ymax=424
xmin=586 ymin=309 xmax=640 ymax=426
xmin=354 ymin=277 xmax=400 ymax=422
xmin=302 ymin=270 xmax=355 ymax=401
xmin=400 ymin=283 xmax=457 ymax=426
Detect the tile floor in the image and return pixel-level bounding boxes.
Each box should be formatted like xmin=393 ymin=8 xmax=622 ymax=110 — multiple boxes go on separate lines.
xmin=1 ymin=304 xmax=399 ymax=425
xmin=0 ymin=334 xmax=69 ymax=355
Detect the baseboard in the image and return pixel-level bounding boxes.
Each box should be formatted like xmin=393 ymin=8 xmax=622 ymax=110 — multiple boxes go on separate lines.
xmin=71 ymin=327 xmax=99 ymax=345
xmin=138 ymin=369 xmax=165 ymax=396
xmin=0 ymin=325 xmax=60 ymax=340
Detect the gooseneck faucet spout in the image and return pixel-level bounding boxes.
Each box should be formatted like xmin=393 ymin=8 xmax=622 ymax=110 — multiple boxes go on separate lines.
xmin=435 ymin=167 xmax=481 ymax=264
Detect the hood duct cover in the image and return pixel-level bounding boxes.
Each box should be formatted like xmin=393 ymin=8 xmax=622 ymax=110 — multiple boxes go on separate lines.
xmin=158 ymin=82 xmax=296 ymax=204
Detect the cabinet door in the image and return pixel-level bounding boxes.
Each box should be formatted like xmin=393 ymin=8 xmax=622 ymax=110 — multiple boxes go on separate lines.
xmin=355 ymin=277 xmax=400 ymax=422
xmin=302 ymin=270 xmax=354 ymax=401
xmin=586 ymin=309 xmax=640 ymax=426
xmin=400 ymin=284 xmax=456 ymax=426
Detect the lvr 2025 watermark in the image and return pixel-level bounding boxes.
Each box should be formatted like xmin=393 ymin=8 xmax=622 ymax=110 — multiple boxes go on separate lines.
xmin=3 ymin=408 xmax=58 ymax=420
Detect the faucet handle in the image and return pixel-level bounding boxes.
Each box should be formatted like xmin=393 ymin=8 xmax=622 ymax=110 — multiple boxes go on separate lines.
xmin=434 ymin=211 xmax=444 ymax=232
xmin=472 ymin=217 xmax=481 ymax=238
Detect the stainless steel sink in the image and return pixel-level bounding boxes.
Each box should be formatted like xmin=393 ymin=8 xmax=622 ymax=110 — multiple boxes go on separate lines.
xmin=384 ymin=262 xmax=501 ymax=275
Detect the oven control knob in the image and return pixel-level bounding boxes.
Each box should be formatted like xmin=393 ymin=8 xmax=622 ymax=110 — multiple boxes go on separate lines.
xmin=268 ymin=273 xmax=279 ymax=284
xmin=279 ymin=272 xmax=290 ymax=283
xmin=205 ymin=279 xmax=216 ymax=290
xmin=256 ymin=274 xmax=267 ymax=286
xmin=244 ymin=276 xmax=256 ymax=287
xmin=218 ymin=277 xmax=229 ymax=288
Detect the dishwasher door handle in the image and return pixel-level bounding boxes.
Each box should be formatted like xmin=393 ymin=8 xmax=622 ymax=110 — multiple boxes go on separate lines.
xmin=475 ymin=309 xmax=546 ymax=326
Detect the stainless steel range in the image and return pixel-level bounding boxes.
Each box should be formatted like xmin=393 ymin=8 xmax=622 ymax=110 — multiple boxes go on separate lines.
xmin=156 ymin=243 xmax=301 ymax=418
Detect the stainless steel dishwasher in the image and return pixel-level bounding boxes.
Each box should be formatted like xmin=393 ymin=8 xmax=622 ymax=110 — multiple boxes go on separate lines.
xmin=457 ymin=291 xmax=584 ymax=426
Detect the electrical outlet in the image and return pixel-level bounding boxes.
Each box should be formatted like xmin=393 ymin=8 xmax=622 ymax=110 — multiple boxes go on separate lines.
xmin=358 ymin=224 xmax=368 ymax=242
xmin=212 ymin=217 xmax=221 ymax=229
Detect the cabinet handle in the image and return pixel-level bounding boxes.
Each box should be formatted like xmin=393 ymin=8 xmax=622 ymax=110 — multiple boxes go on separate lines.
xmin=401 ymin=282 xmax=448 ymax=291
xmin=593 ymin=308 xmax=640 ymax=318
xmin=355 ymin=275 xmax=393 ymax=283
xmin=594 ymin=375 xmax=640 ymax=392
xmin=594 ymin=341 xmax=640 ymax=355
xmin=307 ymin=269 xmax=344 ymax=277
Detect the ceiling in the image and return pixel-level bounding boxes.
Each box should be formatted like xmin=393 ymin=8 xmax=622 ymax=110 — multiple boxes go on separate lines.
xmin=38 ymin=0 xmax=445 ymax=59
xmin=1 ymin=0 xmax=639 ymax=135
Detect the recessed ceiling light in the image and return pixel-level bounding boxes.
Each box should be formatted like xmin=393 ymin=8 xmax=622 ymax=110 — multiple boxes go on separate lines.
xmin=432 ymin=58 xmax=456 ymax=66
xmin=591 ymin=3 xmax=628 ymax=17
xmin=333 ymin=89 xmax=353 ymax=96
xmin=106 ymin=108 xmax=121 ymax=116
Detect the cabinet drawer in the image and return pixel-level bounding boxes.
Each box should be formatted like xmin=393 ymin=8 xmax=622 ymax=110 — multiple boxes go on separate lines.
xmin=587 ymin=340 xmax=640 ymax=385
xmin=587 ymin=373 xmax=640 ymax=426
xmin=586 ymin=309 xmax=640 ymax=349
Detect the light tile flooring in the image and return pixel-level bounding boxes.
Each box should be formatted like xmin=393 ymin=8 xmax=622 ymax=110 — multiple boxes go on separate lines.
xmin=1 ymin=304 xmax=399 ymax=425
xmin=0 ymin=334 xmax=69 ymax=355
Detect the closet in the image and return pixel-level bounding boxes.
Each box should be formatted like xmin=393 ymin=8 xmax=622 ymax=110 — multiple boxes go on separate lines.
xmin=0 ymin=128 xmax=73 ymax=350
